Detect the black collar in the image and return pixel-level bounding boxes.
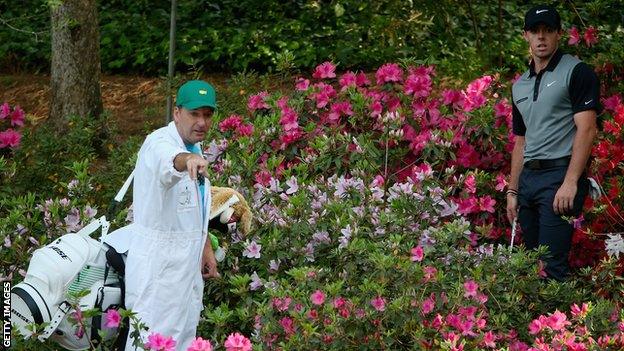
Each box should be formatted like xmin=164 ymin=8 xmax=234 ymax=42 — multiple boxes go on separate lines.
xmin=529 ymin=49 xmax=563 ymax=77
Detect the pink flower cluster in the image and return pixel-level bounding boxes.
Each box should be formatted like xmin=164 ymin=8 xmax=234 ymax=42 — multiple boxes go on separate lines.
xmin=218 ymin=114 xmax=254 ymax=138
xmin=527 ymin=305 xmax=624 ymax=351
xmin=142 ymin=333 xmax=251 ymax=351
xmin=224 ymin=332 xmax=252 ymax=351
xmin=568 ymin=26 xmax=599 ymax=47
xmin=0 ymin=102 xmax=25 ymax=149
xmin=145 ymin=332 xmax=176 ymax=351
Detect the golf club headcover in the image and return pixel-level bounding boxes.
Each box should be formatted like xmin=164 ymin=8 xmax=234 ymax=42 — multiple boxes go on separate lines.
xmin=209 ymin=186 xmax=253 ymax=236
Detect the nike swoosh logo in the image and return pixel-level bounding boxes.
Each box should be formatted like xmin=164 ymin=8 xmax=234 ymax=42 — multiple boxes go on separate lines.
xmin=585 ymin=100 xmax=593 ymax=105
xmin=536 ymin=9 xmax=548 ymax=14
xmin=546 ymin=81 xmax=556 ymax=87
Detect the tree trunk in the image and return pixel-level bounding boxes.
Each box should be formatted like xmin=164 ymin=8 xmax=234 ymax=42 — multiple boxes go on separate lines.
xmin=49 ymin=0 xmax=102 ymax=130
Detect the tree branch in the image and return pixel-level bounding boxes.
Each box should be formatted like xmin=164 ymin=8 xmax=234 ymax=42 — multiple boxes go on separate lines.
xmin=0 ymin=16 xmax=48 ymax=41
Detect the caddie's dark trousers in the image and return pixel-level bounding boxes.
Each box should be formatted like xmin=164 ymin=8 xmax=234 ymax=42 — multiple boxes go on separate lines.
xmin=518 ymin=164 xmax=589 ymax=281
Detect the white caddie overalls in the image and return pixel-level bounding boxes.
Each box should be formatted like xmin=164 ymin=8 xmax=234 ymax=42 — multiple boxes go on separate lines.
xmin=105 ymin=121 xmax=211 ymax=351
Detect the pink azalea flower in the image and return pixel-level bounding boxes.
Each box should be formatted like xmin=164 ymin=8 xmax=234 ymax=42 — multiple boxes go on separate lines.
xmin=457 ymin=197 xmax=479 ymax=215
xmin=476 ymin=293 xmax=489 ymax=304
xmin=10 ymin=105 xmax=25 ymax=127
xmin=370 ymin=296 xmax=386 ymax=312
xmin=458 ymin=319 xmax=475 ymax=336
xmin=421 ymin=298 xmax=435 ymax=315
xmin=224 ymin=332 xmax=252 ymax=351
xmin=145 ymin=332 xmax=176 ymax=351
xmin=528 ymin=318 xmax=543 ymax=335
xmin=242 ymin=240 xmax=262 ymax=259
xmin=276 ymin=96 xmax=289 ymax=110
xmin=422 ymin=266 xmax=437 ymax=282
xmin=339 ymin=71 xmax=357 ymax=90
xmin=463 ymin=280 xmax=479 ymax=298
xmin=408 ymin=130 xmax=432 ymax=156
xmin=509 ymin=340 xmax=529 ymax=351
xmin=0 ymin=102 xmax=10 ymax=119
xmin=236 ymin=123 xmax=254 ymax=137
xmin=279 ymin=108 xmax=299 ymax=131
xmin=570 ymin=303 xmax=589 ymax=318
xmin=568 ymin=26 xmax=580 ymax=45
xmin=466 ymin=75 xmax=493 ymax=95
xmin=602 ymin=94 xmax=621 ymax=112
xmin=254 ymin=170 xmax=271 ymax=186
xmin=455 ymin=141 xmax=481 ymax=168
xmin=104 ymin=309 xmax=121 ymax=328
xmin=327 ymin=101 xmax=354 ymax=124
xmin=295 ymin=77 xmax=310 ymax=91
xmin=404 ymin=71 xmax=432 ymax=98
xmin=0 ymin=129 xmax=21 ymax=148
xmin=219 ymin=115 xmax=243 ymax=132
xmin=583 ymin=26 xmax=598 ymax=47
xmin=495 ymin=173 xmax=508 ymax=192
xmin=370 ymin=175 xmax=385 ymax=188
xmin=479 ymin=196 xmax=496 ymax=213
xmin=332 ymin=297 xmax=346 ymax=309
xmin=494 ymin=99 xmax=512 ymax=118
xmin=464 ymin=174 xmax=477 ymax=194
xmin=547 ymin=310 xmax=571 ymax=331
xmin=312 ymin=61 xmax=336 ymax=79
xmin=247 ymin=91 xmax=270 ymax=111
xmin=272 ymin=296 xmax=292 ymax=312
xmin=315 ymin=82 xmax=336 ymax=97
xmin=410 ymin=246 xmax=424 ymax=262
xmin=375 ymin=63 xmax=403 ymax=85
xmin=482 ymin=330 xmax=497 ymax=348
xmin=187 ymin=337 xmax=213 ymax=351
xmin=310 ymin=290 xmax=326 ymax=305
xmin=441 ymin=89 xmax=463 ymax=106
xmin=279 ymin=316 xmax=296 ymax=336
xmin=278 ymin=128 xmax=303 ymax=149
xmin=431 ymin=314 xmax=444 ymax=329
xmin=369 ymin=99 xmax=383 ymax=117
xmin=355 ymin=72 xmax=371 ymax=86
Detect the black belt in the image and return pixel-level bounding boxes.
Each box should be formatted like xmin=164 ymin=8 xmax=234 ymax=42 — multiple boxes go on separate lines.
xmin=524 ymin=157 xmax=571 ymax=170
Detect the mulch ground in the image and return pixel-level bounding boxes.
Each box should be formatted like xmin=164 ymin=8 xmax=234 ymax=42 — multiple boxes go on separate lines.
xmin=0 ymin=74 xmax=229 ymax=136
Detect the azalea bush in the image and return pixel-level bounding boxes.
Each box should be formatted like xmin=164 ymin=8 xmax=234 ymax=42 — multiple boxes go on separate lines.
xmin=195 ymin=60 xmax=624 ymax=349
xmin=3 ymin=56 xmax=624 ymax=350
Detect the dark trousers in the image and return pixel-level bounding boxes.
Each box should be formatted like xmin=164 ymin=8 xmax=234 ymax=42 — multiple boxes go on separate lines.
xmin=518 ymin=166 xmax=589 ymax=281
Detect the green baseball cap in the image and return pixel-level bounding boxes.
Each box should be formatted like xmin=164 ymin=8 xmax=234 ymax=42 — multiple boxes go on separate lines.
xmin=176 ymin=80 xmax=217 ymax=110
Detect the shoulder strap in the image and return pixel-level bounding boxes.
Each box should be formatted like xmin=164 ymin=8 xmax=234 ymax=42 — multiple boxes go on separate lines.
xmin=107 ymin=170 xmax=135 ymax=219
xmin=39 ymin=301 xmax=71 ymax=341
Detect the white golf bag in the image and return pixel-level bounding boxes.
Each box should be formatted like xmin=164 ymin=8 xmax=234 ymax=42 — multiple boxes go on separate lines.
xmin=10 ymin=216 xmax=122 ymax=350
xmin=10 ymin=170 xmax=135 ymax=350
xmin=11 ymin=167 xmax=239 ymax=350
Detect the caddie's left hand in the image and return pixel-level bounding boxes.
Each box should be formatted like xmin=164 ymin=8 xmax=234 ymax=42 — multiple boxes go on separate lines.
xmin=553 ymin=181 xmax=577 ymax=215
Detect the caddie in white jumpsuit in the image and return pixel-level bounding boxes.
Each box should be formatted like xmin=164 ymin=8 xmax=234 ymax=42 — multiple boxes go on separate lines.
xmin=106 ymin=80 xmax=220 ymax=351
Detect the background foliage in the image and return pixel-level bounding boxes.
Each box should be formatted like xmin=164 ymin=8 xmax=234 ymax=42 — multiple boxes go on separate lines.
xmin=1 ymin=0 xmax=624 ymax=78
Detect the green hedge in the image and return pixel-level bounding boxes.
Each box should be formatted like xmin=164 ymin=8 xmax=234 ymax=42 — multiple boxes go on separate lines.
xmin=1 ymin=0 xmax=623 ymax=77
